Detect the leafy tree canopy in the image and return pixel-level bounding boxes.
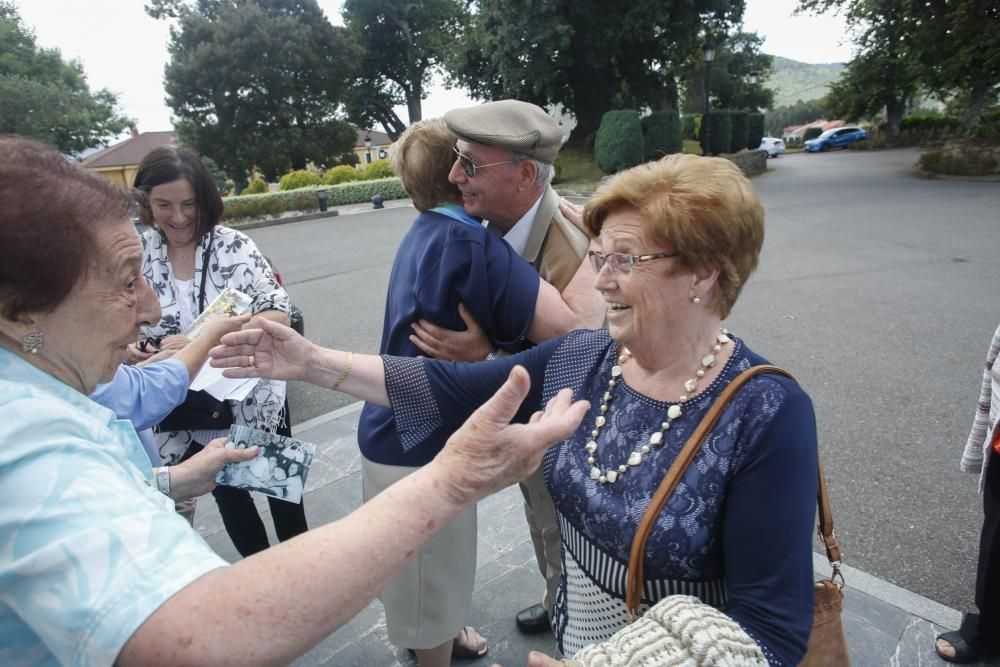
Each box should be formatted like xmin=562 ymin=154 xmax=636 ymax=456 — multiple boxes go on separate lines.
xmin=680 ymin=31 xmax=775 ymax=114
xmin=342 ymin=0 xmax=467 ymax=139
xmin=151 ymin=0 xmax=360 ymax=188
xmin=0 ymin=1 xmax=132 ymax=153
xmin=799 ymin=0 xmax=999 ymax=136
xmin=447 ymin=0 xmax=745 ymax=145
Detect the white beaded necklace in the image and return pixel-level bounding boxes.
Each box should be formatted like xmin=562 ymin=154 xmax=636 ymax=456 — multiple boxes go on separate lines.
xmin=585 ymin=328 xmax=731 ymax=484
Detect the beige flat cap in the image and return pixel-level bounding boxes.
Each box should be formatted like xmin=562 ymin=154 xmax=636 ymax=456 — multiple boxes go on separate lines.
xmin=444 ymin=99 xmax=562 ymax=164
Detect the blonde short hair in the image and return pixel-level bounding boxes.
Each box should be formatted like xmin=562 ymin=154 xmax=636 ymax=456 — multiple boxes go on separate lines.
xmin=584 ymin=154 xmax=764 ymax=319
xmin=389 ymin=119 xmax=462 ymax=212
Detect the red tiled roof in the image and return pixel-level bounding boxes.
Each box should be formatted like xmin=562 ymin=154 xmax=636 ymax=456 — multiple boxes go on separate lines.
xmin=80 ymin=131 xmax=178 ymax=169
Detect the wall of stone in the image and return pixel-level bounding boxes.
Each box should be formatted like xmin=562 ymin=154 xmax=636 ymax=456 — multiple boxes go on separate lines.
xmin=725 ymin=149 xmax=768 ymax=177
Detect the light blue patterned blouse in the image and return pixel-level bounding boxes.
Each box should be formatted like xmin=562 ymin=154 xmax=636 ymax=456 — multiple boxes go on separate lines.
xmin=0 ymin=349 xmax=227 ymax=667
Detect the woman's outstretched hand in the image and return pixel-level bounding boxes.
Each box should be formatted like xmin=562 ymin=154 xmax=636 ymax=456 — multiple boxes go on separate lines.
xmin=209 ymin=318 xmax=315 ymax=382
xmin=433 ymin=365 xmax=589 ymax=506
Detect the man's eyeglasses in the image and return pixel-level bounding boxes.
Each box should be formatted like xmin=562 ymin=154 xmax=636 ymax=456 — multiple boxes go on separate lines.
xmin=453 ymin=147 xmax=518 ymax=178
xmin=588 ymin=250 xmax=677 ymax=277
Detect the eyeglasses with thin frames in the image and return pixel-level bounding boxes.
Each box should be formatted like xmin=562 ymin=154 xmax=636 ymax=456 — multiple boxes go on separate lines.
xmin=453 ymin=146 xmax=518 ymax=178
xmin=588 ymin=250 xmax=677 ymax=277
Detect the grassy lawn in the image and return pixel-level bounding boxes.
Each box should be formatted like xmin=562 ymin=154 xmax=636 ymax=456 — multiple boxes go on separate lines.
xmin=556 ymin=146 xmax=605 ymax=192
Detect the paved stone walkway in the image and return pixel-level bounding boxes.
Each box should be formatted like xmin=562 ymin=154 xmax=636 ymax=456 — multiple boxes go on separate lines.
xmin=195 ymin=403 xmax=998 ymax=666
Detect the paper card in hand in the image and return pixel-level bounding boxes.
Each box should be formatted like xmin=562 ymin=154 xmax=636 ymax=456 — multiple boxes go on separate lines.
xmin=216 ymin=424 xmax=316 ymax=504
xmin=186 ymin=288 xmax=252 ymax=339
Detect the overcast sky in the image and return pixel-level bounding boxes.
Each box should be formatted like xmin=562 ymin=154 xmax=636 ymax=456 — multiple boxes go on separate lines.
xmin=16 ymin=0 xmax=852 ymax=134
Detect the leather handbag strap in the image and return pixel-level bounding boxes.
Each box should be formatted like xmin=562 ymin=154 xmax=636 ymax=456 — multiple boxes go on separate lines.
xmin=625 ymin=364 xmax=798 ymax=619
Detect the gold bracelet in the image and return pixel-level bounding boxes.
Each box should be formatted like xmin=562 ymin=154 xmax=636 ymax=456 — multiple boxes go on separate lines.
xmin=332 ymin=351 xmax=353 ymax=391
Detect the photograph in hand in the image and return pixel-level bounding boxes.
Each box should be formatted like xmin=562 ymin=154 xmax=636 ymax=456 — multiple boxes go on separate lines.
xmin=216 ymin=424 xmax=316 ymax=503
xmin=186 ymin=288 xmax=252 ymax=339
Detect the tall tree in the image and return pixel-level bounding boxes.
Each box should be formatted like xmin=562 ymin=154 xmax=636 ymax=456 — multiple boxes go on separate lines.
xmin=342 ymin=0 xmax=466 ymax=139
xmin=149 ymin=0 xmax=360 ymax=189
xmin=680 ymin=31 xmax=776 ymax=114
xmin=798 ymin=0 xmax=920 ymax=140
xmin=907 ymin=0 xmax=1000 ymax=132
xmin=448 ymin=0 xmax=744 ymax=146
xmin=0 ymin=1 xmax=131 ymax=153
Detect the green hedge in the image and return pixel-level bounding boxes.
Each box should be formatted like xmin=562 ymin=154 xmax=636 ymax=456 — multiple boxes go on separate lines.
xmin=972 ymin=110 xmax=1000 ymax=139
xmin=642 ymin=111 xmax=683 ymax=160
xmin=747 ymin=113 xmax=765 ymax=150
xmin=682 ymin=115 xmax=699 ymax=141
xmin=595 ymin=110 xmax=645 ymax=174
xmin=221 ymin=177 xmax=407 ymax=223
xmin=702 ymin=111 xmax=732 ymax=156
xmin=919 ymin=149 xmax=998 ymax=176
xmin=729 ymin=111 xmax=749 ymax=155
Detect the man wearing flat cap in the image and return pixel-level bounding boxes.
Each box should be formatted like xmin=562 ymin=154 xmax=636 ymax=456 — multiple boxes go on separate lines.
xmin=413 ymin=99 xmax=596 ymax=635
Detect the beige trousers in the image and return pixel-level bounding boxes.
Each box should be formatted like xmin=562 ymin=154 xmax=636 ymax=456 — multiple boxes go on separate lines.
xmin=519 ymin=467 xmax=562 ymax=614
xmin=362 ymin=457 xmax=478 ymax=648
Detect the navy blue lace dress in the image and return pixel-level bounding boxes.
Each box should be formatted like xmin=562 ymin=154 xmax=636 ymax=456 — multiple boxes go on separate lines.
xmin=384 ymin=329 xmax=818 ymax=665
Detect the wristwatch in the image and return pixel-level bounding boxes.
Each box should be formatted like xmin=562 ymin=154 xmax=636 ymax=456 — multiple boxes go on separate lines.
xmin=154 ymin=467 xmax=171 ymax=496
xmin=485 ymin=348 xmax=499 ymax=361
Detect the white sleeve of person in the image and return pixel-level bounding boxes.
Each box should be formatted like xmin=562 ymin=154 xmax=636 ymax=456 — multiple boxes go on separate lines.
xmin=569 ymin=595 xmax=767 ymax=666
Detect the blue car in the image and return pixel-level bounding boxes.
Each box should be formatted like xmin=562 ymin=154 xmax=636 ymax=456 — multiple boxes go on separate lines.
xmin=805 ymin=126 xmax=868 ymax=152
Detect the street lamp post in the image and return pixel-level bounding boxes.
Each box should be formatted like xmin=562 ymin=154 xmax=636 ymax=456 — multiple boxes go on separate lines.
xmin=364 ymin=134 xmax=373 ymax=165
xmin=748 ymin=70 xmax=759 ymax=112
xmin=702 ymin=40 xmax=716 ymax=156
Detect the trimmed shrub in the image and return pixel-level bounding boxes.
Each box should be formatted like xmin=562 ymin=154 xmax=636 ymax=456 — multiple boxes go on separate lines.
xmin=361 ymin=159 xmax=394 ymax=180
xmin=803 ymin=126 xmax=823 ymax=142
xmin=241 ymin=178 xmax=269 ymax=195
xmin=323 ymin=165 xmax=362 ymax=185
xmin=279 ymin=169 xmax=321 ymax=191
xmin=642 ymin=111 xmax=683 ymax=160
xmin=729 ymin=111 xmax=749 ymax=154
xmin=595 ymin=110 xmax=645 ymax=174
xmin=682 ymin=114 xmax=698 ymax=141
xmin=223 ymin=192 xmax=285 ymax=220
xmin=919 ymin=149 xmax=998 ymax=176
xmin=702 ymin=111 xmax=732 ymax=156
xmin=221 ymin=178 xmax=408 ymax=223
xmin=747 ymin=113 xmax=765 ymax=150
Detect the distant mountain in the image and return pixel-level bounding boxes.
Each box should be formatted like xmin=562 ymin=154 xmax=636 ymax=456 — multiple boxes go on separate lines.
xmin=766 ymin=56 xmax=845 ymax=109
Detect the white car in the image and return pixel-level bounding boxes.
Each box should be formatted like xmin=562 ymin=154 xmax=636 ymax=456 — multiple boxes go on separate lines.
xmin=759 ymin=137 xmax=785 ymax=158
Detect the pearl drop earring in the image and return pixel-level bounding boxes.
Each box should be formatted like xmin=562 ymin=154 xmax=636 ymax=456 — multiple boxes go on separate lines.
xmin=691 ymin=295 xmax=701 ymax=305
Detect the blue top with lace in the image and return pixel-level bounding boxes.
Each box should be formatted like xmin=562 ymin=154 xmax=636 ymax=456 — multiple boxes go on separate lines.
xmin=382 ymin=329 xmax=818 ymax=665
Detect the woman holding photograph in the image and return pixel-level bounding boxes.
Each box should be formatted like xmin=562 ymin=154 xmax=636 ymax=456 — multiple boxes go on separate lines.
xmin=0 ymin=135 xmax=586 ymax=667
xmin=131 ymin=145 xmax=308 ymax=556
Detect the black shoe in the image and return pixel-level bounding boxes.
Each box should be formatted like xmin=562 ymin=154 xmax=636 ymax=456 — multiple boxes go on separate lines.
xmin=515 ymin=603 xmax=551 ymax=634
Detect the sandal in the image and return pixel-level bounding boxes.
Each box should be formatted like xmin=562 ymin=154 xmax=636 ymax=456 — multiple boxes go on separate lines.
xmin=452 ymin=626 xmax=488 ymax=660
xmin=936 ymin=630 xmax=990 ymax=664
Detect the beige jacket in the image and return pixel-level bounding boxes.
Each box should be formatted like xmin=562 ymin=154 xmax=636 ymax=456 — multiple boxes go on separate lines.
xmin=522 ymin=185 xmax=590 ymax=291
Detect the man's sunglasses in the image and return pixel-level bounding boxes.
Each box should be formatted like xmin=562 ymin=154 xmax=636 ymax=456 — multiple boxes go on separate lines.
xmin=453 ymin=146 xmax=518 ymax=178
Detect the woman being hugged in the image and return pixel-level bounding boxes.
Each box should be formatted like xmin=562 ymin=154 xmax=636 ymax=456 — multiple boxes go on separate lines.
xmin=214 ymin=154 xmax=819 ymax=665
xmin=132 ymin=146 xmax=307 ymax=556
xmin=357 ymin=119 xmax=602 ymax=666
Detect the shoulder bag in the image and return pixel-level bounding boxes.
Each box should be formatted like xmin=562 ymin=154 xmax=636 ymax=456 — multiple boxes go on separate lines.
xmin=625 ymin=364 xmax=850 ymax=666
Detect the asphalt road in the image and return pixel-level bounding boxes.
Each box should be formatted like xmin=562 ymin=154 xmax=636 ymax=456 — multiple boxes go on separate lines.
xmin=246 ymin=148 xmax=1000 ymax=612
